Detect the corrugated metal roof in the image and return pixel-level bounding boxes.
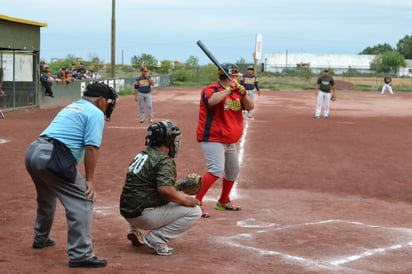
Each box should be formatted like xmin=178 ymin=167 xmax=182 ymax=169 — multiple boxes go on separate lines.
xmin=0 ymin=14 xmax=47 ymax=27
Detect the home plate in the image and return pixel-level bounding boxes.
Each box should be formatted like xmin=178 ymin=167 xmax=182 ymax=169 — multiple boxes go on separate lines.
xmin=237 ymin=218 xmax=277 ymax=228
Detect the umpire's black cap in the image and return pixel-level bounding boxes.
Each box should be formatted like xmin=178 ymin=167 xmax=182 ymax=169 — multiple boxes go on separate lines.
xmin=83 ymin=82 xmax=118 ymax=100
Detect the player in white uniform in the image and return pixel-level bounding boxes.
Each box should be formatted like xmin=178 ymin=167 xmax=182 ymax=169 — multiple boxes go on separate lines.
xmin=314 ymin=69 xmax=336 ymax=119
xmin=381 ymin=76 xmax=394 ymax=95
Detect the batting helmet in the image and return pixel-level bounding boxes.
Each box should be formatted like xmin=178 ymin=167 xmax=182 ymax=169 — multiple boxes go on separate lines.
xmin=145 ymin=120 xmax=182 ymax=158
xmin=218 ymin=63 xmax=237 ymax=79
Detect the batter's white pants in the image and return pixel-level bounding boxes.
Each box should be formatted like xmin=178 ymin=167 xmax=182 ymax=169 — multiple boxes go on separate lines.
xmin=381 ymin=84 xmax=394 ymax=94
xmin=315 ymin=91 xmax=331 ymax=118
xmin=200 ymin=142 xmax=240 ymax=181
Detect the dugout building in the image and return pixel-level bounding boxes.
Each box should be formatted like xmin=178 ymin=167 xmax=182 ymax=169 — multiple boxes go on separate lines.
xmin=0 ymin=14 xmax=47 ymax=110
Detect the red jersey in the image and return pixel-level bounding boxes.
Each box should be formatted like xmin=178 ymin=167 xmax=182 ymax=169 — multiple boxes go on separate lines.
xmin=196 ymin=82 xmax=245 ymax=144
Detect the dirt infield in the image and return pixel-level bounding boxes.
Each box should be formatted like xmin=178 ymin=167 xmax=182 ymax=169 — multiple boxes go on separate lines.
xmin=1 ymin=87 xmax=412 ymax=273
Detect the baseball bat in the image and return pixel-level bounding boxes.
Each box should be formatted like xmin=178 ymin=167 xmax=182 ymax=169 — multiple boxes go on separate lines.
xmin=196 ymin=40 xmax=231 ymax=79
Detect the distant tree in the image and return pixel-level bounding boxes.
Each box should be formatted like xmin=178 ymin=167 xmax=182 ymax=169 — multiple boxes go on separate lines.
xmin=396 ymin=35 xmax=412 ymax=59
xmin=47 ymin=54 xmax=78 ymax=72
xmin=236 ymin=58 xmax=247 ymax=65
xmin=131 ymin=53 xmax=158 ymax=70
xmin=360 ymin=43 xmax=393 ymax=55
xmin=371 ymin=51 xmax=406 ymax=73
xmin=185 ymin=56 xmax=199 ymax=67
xmin=87 ymin=55 xmax=104 ymax=71
xmin=65 ymin=54 xmax=78 ymax=64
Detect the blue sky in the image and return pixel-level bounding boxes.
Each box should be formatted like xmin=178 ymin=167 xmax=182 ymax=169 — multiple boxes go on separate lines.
xmin=2 ymin=0 xmax=412 ymax=65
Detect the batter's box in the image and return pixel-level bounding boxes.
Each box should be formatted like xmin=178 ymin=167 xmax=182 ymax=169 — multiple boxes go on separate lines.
xmin=221 ymin=219 xmax=412 ymax=270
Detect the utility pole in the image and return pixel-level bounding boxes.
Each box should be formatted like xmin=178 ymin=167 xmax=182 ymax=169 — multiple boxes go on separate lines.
xmin=111 ymin=0 xmax=116 ymax=78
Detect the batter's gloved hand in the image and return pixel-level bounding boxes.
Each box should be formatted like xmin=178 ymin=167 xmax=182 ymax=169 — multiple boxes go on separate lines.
xmin=226 ymin=80 xmax=246 ymax=96
xmin=175 ymin=173 xmax=202 ymax=195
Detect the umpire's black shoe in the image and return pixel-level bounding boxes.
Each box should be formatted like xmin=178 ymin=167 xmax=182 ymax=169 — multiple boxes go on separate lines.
xmin=32 ymin=238 xmax=55 ymax=249
xmin=69 ymin=256 xmax=107 ymax=268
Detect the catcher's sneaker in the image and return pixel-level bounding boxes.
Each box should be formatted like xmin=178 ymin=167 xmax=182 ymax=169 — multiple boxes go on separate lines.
xmin=32 ymin=238 xmax=55 ymax=249
xmin=215 ymin=201 xmax=241 ymax=211
xmin=127 ymin=231 xmax=144 ymax=246
xmin=143 ymin=237 xmax=175 ymax=256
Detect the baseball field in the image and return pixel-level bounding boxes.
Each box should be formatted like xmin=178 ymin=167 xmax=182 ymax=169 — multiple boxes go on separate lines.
xmin=1 ymin=87 xmax=412 ymax=273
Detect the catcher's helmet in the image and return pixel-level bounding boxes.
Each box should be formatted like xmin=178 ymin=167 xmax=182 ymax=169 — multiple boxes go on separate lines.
xmin=145 ymin=120 xmax=181 ymax=158
xmin=218 ymin=63 xmax=237 ymax=79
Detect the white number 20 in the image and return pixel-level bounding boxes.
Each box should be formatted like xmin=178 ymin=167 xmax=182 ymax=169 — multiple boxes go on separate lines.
xmin=128 ymin=153 xmax=148 ymax=174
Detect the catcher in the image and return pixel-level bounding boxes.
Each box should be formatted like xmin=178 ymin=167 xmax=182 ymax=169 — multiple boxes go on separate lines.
xmin=119 ymin=120 xmax=201 ymax=256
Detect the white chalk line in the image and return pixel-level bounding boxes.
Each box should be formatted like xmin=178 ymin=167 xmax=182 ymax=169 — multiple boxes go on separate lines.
xmin=330 ymin=241 xmax=412 ymax=266
xmin=0 ymin=138 xmax=7 ymax=144
xmin=238 ymin=118 xmax=249 ymax=167
xmin=107 ymin=126 xmax=145 ymax=129
xmin=221 ymin=219 xmax=412 ymax=270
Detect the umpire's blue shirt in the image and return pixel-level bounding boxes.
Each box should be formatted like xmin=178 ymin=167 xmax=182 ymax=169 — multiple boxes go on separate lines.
xmin=40 ymin=99 xmax=105 ymax=164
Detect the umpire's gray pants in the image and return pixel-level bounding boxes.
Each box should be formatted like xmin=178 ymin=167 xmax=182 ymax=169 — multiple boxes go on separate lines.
xmin=138 ymin=92 xmax=153 ymax=121
xmin=25 ymin=137 xmax=95 ymax=261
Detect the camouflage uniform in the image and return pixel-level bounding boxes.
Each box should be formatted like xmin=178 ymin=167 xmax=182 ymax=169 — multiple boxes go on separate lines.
xmin=120 ymin=147 xmax=176 ymax=218
xmin=119 ymin=146 xmax=201 ymax=249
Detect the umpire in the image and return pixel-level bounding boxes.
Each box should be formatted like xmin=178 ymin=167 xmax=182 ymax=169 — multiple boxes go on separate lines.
xmin=25 ymin=82 xmax=117 ymax=268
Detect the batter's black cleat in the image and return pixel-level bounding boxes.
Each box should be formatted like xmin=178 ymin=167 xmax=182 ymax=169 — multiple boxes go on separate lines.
xmin=32 ymin=238 xmax=55 ymax=249
xmin=69 ymin=256 xmax=107 ymax=268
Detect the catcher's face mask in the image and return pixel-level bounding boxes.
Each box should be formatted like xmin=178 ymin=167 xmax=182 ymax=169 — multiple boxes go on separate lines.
xmin=169 ymin=135 xmax=181 ymax=158
xmin=105 ymin=98 xmax=116 ymax=121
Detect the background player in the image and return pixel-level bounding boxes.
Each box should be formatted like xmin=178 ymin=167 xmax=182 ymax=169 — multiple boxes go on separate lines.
xmin=381 ymin=75 xmax=394 ymax=95
xmin=135 ymin=66 xmax=155 ymax=123
xmin=314 ymin=69 xmax=336 ymax=119
xmin=195 ymin=63 xmax=254 ymax=217
xmin=241 ymin=66 xmax=260 ymax=119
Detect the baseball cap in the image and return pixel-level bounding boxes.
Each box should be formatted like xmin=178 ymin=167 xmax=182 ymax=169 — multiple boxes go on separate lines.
xmin=324 ymin=69 xmax=329 ymax=72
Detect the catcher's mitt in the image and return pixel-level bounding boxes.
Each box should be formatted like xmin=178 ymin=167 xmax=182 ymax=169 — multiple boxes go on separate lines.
xmin=330 ymin=95 xmax=337 ymax=101
xmin=175 ymin=173 xmax=202 ymax=195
